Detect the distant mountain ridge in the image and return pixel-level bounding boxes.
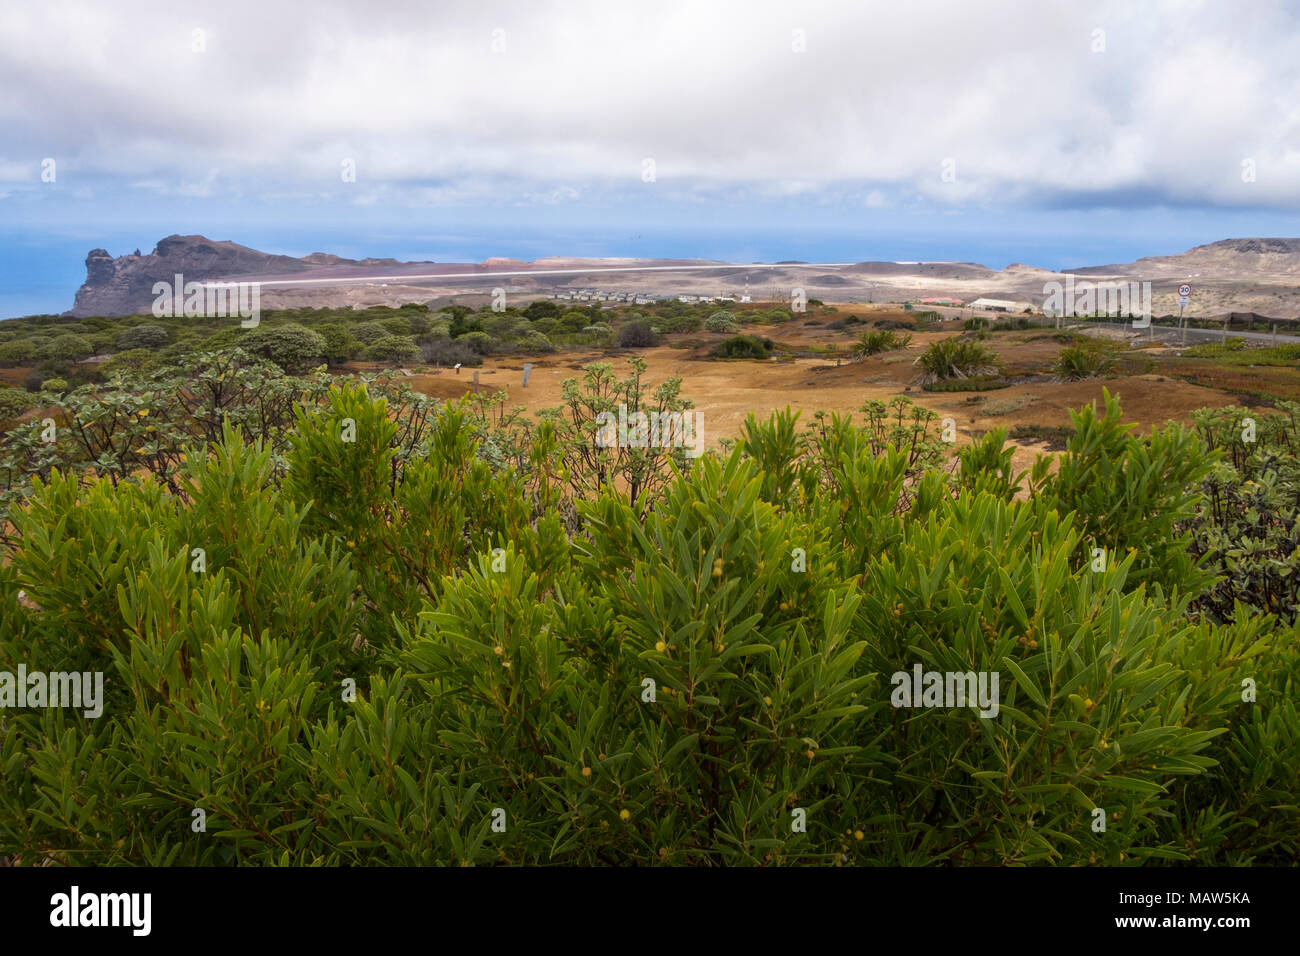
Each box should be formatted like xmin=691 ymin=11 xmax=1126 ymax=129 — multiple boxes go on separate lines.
xmin=64 ymin=235 xmax=1300 ymax=317
xmin=1070 ymin=237 xmax=1300 ymax=277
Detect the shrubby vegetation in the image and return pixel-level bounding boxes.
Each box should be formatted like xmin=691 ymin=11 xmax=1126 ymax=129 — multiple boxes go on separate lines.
xmin=1055 ymin=343 xmax=1117 ymax=381
xmin=710 ymin=334 xmax=774 ymax=359
xmin=851 ymin=329 xmax=911 ymax=359
xmin=1 ymin=349 xmax=1296 ymax=866
xmin=915 ymin=338 xmax=998 ymax=383
xmin=1186 ymin=402 xmax=1300 ymax=624
xmin=616 ymin=320 xmax=657 ymax=348
xmin=0 ymin=387 xmax=35 ymax=424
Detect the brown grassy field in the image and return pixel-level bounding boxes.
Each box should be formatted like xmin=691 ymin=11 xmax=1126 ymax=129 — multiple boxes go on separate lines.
xmin=359 ymin=305 xmax=1275 ymax=477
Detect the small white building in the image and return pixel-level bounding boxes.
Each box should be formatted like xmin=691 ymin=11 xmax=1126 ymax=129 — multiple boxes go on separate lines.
xmin=968 ymin=297 xmax=1031 ymax=313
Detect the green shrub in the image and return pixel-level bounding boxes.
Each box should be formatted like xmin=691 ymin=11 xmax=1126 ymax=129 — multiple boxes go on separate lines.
xmin=956 ymin=427 xmax=1021 ymax=499
xmin=1 ymin=371 xmax=1297 ymax=867
xmin=456 ymin=330 xmax=494 ymax=355
xmin=1041 ymin=388 xmax=1215 ymax=594
xmin=318 ymin=324 xmax=359 ymax=365
xmin=851 ymin=329 xmax=911 ymax=358
xmin=581 ymin=324 xmax=614 ymax=346
xmin=557 ymin=311 xmax=591 ymax=333
xmin=710 ymin=335 xmax=773 ymax=359
xmin=1054 ymin=344 xmax=1117 ymax=380
xmin=0 ymin=339 xmax=37 ymax=366
xmin=517 ymin=330 xmax=555 ymax=353
xmin=242 ymin=323 xmax=327 ymax=372
xmin=915 ymin=338 xmax=997 ymax=383
xmin=704 ymin=314 xmax=740 ymax=333
xmin=363 ymin=334 xmax=421 ymax=363
xmin=651 ymin=314 xmax=703 ymax=334
xmin=616 ymin=321 xmax=657 ymax=348
xmin=41 ymin=334 xmax=95 ymax=363
xmin=100 ymin=348 xmax=160 ymax=377
xmin=524 ymin=300 xmax=562 ymax=320
xmin=0 ymin=388 xmax=36 ymax=424
xmin=349 ymin=321 xmax=389 ymax=344
xmin=1185 ymin=403 xmax=1300 ymax=624
xmin=116 ymin=324 xmax=169 ymax=351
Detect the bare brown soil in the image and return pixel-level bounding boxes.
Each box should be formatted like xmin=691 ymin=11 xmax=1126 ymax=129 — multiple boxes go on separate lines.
xmin=375 ymin=312 xmax=1258 ymax=479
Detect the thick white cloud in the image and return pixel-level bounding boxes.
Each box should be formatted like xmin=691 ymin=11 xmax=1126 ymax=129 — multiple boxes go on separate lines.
xmin=0 ymin=0 xmax=1297 ymax=209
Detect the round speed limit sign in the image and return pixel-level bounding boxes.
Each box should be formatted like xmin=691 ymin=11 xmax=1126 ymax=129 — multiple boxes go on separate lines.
xmin=1179 ymin=283 xmax=1192 ymax=297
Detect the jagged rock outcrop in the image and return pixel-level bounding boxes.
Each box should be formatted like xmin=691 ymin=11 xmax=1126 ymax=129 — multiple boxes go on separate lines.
xmin=69 ymin=236 xmax=315 ymax=317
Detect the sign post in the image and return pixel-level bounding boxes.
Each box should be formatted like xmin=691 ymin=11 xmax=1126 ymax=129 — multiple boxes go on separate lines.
xmin=1178 ymin=284 xmax=1192 ymax=346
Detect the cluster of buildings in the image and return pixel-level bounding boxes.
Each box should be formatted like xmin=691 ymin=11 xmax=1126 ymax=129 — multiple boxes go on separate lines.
xmin=553 ymin=290 xmax=656 ymax=305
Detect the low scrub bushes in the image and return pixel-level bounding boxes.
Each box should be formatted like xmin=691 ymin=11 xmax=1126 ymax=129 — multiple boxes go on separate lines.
xmin=363 ymin=334 xmax=421 ymax=363
xmin=710 ymin=335 xmax=774 ymax=359
xmin=851 ymin=329 xmax=911 ymax=358
xmin=616 ymin=321 xmax=657 ymax=348
xmin=651 ymin=314 xmax=703 ymax=334
xmin=915 ymin=337 xmax=997 ymax=383
xmin=456 ymin=331 xmax=494 ymax=355
xmin=1054 ymin=344 xmax=1117 ymax=380
xmin=0 ymin=363 xmax=1297 ymax=866
xmin=0 ymin=386 xmax=36 ymax=416
xmin=1183 ymin=342 xmax=1300 ymax=366
xmin=517 ymin=330 xmax=556 ymax=353
xmin=421 ymin=337 xmax=482 ymax=367
xmin=241 ymin=323 xmax=327 ymax=372
xmin=1186 ymin=402 xmax=1300 ymax=624
xmin=704 ymin=313 xmax=740 ymax=333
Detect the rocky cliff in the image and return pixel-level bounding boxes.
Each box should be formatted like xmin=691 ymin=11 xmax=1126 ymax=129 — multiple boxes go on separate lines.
xmin=67 ymin=235 xmax=381 ymax=316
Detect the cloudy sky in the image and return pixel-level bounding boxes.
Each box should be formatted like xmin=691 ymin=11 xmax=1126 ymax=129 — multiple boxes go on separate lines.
xmin=2 ymin=0 xmax=1299 ymax=312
